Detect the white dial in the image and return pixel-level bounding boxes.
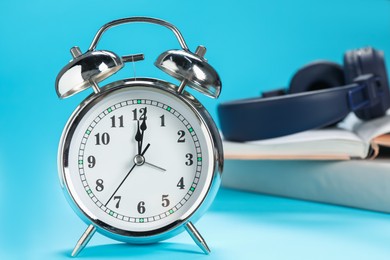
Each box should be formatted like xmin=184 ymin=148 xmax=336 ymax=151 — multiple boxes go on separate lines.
xmin=63 ymin=85 xmax=214 ymax=233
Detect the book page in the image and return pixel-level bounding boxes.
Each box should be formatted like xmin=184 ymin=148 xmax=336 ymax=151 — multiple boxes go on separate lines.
xmin=247 ymin=128 xmax=361 ymax=145
xmin=372 ymin=135 xmax=390 ymax=147
xmin=223 ymin=128 xmax=367 ymax=160
xmin=349 ymin=114 xmax=390 ymax=143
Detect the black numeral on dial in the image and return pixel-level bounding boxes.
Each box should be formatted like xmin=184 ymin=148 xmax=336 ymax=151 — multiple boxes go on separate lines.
xmin=162 ymin=195 xmax=170 ymax=207
xmin=177 ymin=177 xmax=185 ymax=189
xmin=133 ymin=107 xmax=147 ymax=120
xmin=95 ymin=133 xmax=110 ymax=145
xmin=95 ymin=179 xmax=104 ymax=192
xmin=110 ymin=115 xmax=124 ymax=128
xmin=177 ymin=130 xmax=185 ymax=143
xmin=137 ymin=201 xmax=146 ymax=214
xmin=113 ymin=196 xmax=121 ymax=208
xmin=160 ymin=115 xmax=165 ymax=127
xmin=185 ymin=153 xmax=193 ymax=166
xmin=87 ymin=155 xmax=96 ymax=168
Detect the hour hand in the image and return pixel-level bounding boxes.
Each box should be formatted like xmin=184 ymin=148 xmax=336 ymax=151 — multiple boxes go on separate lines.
xmin=140 ymin=116 xmax=147 ymax=132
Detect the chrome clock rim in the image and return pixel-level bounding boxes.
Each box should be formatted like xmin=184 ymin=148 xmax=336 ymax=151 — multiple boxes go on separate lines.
xmin=58 ymin=77 xmax=223 ymax=242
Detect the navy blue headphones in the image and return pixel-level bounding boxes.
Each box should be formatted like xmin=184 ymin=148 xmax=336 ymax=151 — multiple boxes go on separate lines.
xmin=218 ymin=47 xmax=390 ymax=141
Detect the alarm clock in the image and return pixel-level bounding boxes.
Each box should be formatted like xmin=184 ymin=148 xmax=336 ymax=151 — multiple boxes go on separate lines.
xmin=55 ymin=17 xmax=223 ymax=257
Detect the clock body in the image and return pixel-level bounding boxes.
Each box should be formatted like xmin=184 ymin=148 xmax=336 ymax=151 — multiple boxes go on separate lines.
xmin=58 ymin=78 xmax=223 ymax=243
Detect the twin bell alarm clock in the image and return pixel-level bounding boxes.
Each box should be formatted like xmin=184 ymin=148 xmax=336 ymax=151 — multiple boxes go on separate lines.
xmin=55 ymin=17 xmax=223 ymax=257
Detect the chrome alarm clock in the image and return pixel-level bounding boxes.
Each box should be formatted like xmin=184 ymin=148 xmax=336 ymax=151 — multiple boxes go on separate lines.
xmin=55 ymin=17 xmax=223 ymax=257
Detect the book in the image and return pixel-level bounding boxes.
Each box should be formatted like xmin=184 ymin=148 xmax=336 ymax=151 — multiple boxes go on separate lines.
xmin=223 ymin=114 xmax=390 ymax=160
xmin=221 ymin=159 xmax=390 ymax=213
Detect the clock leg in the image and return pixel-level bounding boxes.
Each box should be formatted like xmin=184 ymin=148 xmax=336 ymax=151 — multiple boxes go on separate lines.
xmin=185 ymin=222 xmax=211 ymax=255
xmin=71 ymin=224 xmax=96 ymax=257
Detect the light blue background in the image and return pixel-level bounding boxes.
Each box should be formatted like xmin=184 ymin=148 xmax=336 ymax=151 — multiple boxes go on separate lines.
xmin=0 ymin=0 xmax=390 ymax=259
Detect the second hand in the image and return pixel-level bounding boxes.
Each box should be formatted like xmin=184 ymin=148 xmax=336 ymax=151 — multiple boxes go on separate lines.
xmin=105 ymin=143 xmax=151 ymax=207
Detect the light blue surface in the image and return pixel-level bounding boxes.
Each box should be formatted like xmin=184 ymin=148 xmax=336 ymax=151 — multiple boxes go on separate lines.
xmin=6 ymin=188 xmax=390 ymax=259
xmin=0 ymin=0 xmax=390 ymax=259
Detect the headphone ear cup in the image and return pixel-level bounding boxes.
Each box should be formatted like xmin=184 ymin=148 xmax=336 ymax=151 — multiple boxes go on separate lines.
xmin=343 ymin=49 xmax=358 ymax=84
xmin=289 ymin=61 xmax=345 ymax=94
xmin=344 ymin=47 xmax=390 ymax=120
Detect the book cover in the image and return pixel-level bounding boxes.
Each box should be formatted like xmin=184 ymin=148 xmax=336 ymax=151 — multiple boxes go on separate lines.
xmin=222 ymin=159 xmax=390 ymax=213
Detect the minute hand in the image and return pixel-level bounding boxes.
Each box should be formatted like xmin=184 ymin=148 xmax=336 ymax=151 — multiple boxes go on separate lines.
xmin=105 ymin=143 xmax=151 ymax=207
xmin=135 ymin=120 xmax=142 ymax=155
xmin=139 ymin=113 xmax=147 ymax=154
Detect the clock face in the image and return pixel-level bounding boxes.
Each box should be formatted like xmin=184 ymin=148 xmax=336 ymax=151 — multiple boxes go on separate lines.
xmin=62 ymin=85 xmax=214 ymax=234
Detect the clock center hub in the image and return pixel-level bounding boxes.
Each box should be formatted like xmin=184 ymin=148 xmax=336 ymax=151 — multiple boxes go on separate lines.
xmin=134 ymin=155 xmax=145 ymax=166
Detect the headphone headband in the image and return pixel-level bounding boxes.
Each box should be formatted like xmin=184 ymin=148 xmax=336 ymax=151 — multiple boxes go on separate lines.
xmin=219 ymin=84 xmax=358 ymax=141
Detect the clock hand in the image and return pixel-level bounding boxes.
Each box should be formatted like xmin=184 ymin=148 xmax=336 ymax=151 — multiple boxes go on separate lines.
xmin=144 ymin=161 xmax=166 ymax=172
xmin=135 ymin=120 xmax=142 ymax=155
xmin=105 ymin=143 xmax=151 ymax=206
xmin=134 ymin=108 xmax=148 ymax=155
xmin=139 ymin=108 xmax=147 ymax=154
